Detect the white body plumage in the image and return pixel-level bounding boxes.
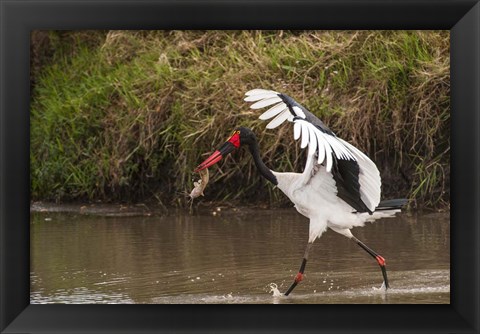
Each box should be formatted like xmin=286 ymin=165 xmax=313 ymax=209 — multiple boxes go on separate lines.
xmin=272 ymin=167 xmax=399 ymax=243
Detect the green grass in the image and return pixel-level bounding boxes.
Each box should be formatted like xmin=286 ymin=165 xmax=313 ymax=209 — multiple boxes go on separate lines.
xmin=30 ymin=30 xmax=450 ymax=209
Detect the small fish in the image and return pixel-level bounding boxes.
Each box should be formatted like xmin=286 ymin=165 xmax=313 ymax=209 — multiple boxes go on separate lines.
xmin=189 ymin=168 xmax=209 ymax=200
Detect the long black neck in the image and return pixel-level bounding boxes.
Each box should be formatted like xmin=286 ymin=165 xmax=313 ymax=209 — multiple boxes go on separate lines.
xmin=248 ymin=140 xmax=278 ymax=185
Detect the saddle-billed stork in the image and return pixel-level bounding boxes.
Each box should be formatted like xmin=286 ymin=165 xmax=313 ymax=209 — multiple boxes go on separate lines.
xmin=195 ymin=89 xmax=407 ymax=296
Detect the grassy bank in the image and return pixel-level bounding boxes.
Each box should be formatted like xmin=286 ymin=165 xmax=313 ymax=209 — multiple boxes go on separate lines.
xmin=30 ymin=30 xmax=450 ymax=209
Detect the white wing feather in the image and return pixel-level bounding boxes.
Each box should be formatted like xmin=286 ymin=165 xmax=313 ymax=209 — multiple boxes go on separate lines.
xmin=245 ymin=89 xmax=382 ymax=211
xmin=300 ymin=122 xmax=309 ymax=148
xmin=250 ymin=97 xmax=283 ymax=109
xmin=316 ymin=132 xmax=326 ymax=165
xmin=259 ymin=103 xmax=287 ymax=120
xmin=307 ymin=125 xmax=318 ymax=157
xmin=244 ymin=92 xmax=279 ymax=102
xmin=293 ymin=122 xmax=301 ymax=140
xmin=245 ymin=89 xmax=279 ymax=96
xmin=266 ymin=110 xmax=291 ymax=129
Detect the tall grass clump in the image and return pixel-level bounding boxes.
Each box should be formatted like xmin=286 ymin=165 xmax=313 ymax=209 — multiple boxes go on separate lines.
xmin=30 ymin=30 xmax=450 ymax=209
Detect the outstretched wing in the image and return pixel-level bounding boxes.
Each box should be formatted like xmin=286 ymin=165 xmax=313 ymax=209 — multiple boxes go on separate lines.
xmin=244 ymin=89 xmax=381 ymax=213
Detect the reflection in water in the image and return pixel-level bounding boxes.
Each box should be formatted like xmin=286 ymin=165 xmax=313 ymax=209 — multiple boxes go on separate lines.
xmin=30 ymin=209 xmax=449 ymax=304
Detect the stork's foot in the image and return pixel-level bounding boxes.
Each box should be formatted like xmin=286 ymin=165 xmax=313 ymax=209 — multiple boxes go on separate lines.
xmin=375 ymin=255 xmax=389 ymax=289
xmin=352 ymin=236 xmax=390 ymax=290
xmin=379 ymin=264 xmax=390 ymax=290
xmin=284 ymin=244 xmax=312 ymax=296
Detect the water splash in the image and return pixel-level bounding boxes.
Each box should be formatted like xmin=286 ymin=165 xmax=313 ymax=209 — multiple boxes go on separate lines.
xmin=371 ymin=281 xmax=387 ymax=293
xmin=268 ymin=283 xmax=284 ymax=297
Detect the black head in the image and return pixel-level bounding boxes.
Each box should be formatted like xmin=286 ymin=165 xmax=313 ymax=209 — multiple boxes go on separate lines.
xmin=194 ymin=126 xmax=256 ymax=172
xmin=236 ymin=126 xmax=257 ymax=146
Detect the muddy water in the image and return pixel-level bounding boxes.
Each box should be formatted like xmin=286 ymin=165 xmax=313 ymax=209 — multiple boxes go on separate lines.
xmin=30 ymin=208 xmax=449 ymax=304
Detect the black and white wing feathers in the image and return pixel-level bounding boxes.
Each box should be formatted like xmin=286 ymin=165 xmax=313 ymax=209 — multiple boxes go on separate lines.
xmin=244 ymin=89 xmax=381 ymax=213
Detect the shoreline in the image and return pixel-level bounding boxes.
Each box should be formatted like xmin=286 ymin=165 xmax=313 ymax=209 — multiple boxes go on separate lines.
xmin=30 ymin=200 xmax=449 ymax=218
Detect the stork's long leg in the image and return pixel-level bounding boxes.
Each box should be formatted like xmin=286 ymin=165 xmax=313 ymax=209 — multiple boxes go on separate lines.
xmin=351 ymin=235 xmax=389 ymax=289
xmin=284 ymin=242 xmax=313 ymax=296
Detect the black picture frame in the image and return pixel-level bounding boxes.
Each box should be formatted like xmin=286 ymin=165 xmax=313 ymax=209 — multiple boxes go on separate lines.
xmin=1 ymin=0 xmax=478 ymax=333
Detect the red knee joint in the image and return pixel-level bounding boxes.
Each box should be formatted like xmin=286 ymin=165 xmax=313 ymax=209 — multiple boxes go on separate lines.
xmin=376 ymin=255 xmax=386 ymax=266
xmin=294 ymin=272 xmax=304 ymax=283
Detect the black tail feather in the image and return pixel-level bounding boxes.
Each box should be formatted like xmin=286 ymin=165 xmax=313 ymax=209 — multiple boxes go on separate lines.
xmin=375 ymin=198 xmax=408 ymax=211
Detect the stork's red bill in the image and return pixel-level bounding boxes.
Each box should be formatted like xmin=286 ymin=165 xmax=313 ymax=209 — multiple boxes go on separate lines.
xmin=194 ymin=131 xmax=240 ymax=172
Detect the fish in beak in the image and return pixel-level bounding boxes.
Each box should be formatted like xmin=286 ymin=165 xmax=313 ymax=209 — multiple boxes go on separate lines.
xmin=194 ymin=130 xmax=241 ymax=172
